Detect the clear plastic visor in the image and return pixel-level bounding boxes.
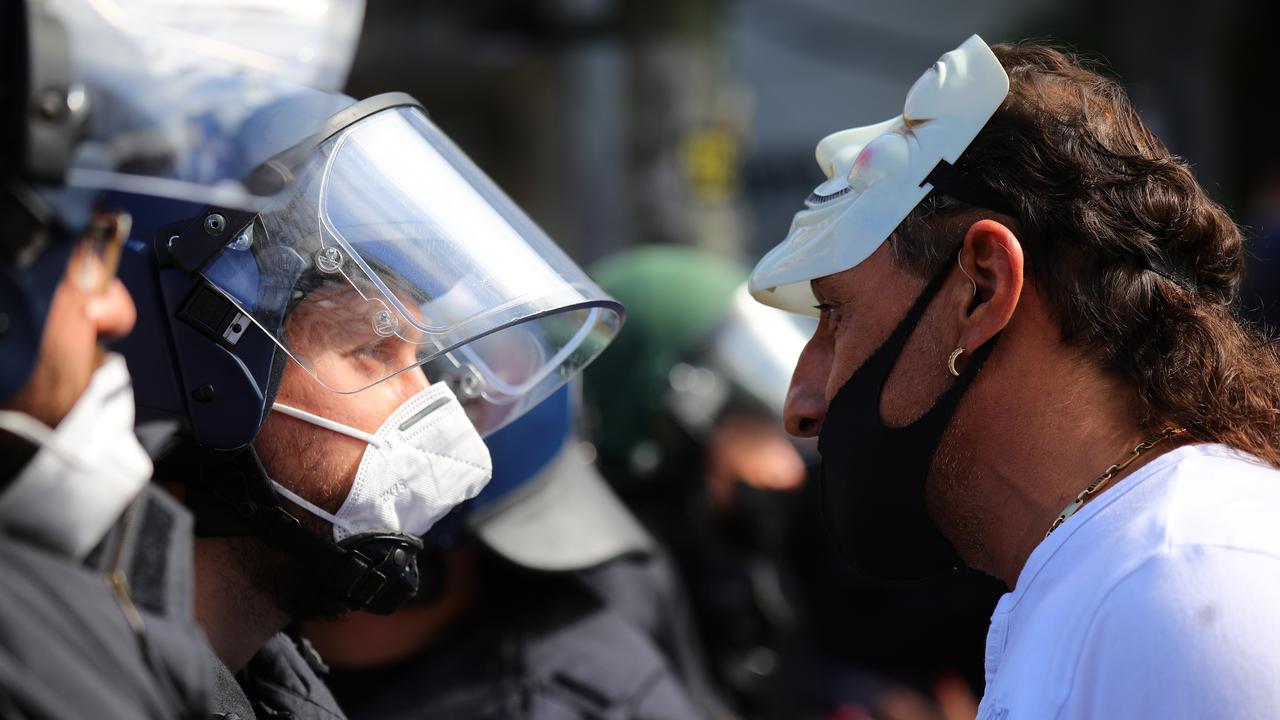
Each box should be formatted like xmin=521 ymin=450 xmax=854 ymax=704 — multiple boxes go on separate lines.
xmin=201 ymin=105 xmax=623 ymax=435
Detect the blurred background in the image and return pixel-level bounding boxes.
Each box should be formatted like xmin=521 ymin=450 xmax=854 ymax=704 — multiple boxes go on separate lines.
xmin=344 ymin=0 xmax=1276 ymax=272
xmin=341 ymin=2 xmax=1278 ymax=718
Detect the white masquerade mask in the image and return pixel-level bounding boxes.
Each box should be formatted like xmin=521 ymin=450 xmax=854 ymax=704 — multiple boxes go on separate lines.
xmin=0 ymin=354 xmax=154 ymax=559
xmin=270 ymin=382 xmax=492 ymax=541
xmin=748 ymin=34 xmax=1011 ymax=315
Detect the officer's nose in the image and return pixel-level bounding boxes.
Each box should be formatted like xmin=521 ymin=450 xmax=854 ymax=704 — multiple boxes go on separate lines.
xmin=87 ymin=278 xmax=136 ymax=342
xmin=784 ymin=337 xmax=830 ymax=438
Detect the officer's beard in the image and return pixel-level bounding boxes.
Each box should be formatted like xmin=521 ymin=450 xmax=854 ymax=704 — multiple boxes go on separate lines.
xmin=230 ymin=492 xmax=352 ymax=622
xmin=248 ymin=422 xmax=362 ymax=621
xmin=229 ymin=529 xmax=350 ymax=622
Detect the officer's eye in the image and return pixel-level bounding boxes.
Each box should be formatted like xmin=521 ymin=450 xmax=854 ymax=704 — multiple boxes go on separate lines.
xmin=351 ymin=339 xmax=395 ymax=364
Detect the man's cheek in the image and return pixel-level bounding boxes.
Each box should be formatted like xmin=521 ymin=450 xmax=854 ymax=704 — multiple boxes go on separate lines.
xmin=828 ymin=333 xmax=872 ymax=399
xmin=313 ymin=431 xmax=368 ymax=506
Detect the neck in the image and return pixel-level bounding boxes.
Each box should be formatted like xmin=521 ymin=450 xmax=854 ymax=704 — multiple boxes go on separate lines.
xmin=939 ymin=324 xmax=1171 ymax=588
xmin=194 ymin=537 xmax=292 ymax=672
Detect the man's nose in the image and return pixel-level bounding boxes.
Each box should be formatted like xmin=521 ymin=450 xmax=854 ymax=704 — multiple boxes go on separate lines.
xmin=87 ymin=278 xmax=136 ymax=342
xmin=784 ymin=340 xmax=830 ymax=438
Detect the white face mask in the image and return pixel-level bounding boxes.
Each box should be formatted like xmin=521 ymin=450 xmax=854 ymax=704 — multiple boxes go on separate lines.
xmin=270 ymin=382 xmax=492 ymax=541
xmin=0 ymin=354 xmax=154 ymax=559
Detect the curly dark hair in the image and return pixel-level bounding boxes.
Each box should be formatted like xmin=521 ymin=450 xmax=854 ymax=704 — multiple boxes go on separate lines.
xmin=889 ymin=41 xmax=1280 ymax=466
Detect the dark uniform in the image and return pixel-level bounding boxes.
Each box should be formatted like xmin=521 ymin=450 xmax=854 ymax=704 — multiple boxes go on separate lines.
xmin=580 ymin=551 xmax=731 ymax=719
xmin=210 ymin=633 xmax=346 ymax=720
xmin=325 ymin=560 xmax=705 ymax=720
xmin=0 ymin=486 xmax=213 ymax=719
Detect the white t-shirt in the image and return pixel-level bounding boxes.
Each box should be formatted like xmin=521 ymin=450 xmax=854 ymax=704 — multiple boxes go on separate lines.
xmin=977 ymin=443 xmax=1280 ymax=720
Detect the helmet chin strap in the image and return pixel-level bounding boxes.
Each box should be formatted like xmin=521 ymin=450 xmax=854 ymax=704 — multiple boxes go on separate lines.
xmin=183 ymin=445 xmax=423 ymax=615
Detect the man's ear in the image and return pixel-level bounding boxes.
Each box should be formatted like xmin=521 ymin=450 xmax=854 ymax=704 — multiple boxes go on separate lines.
xmin=956 ymin=218 xmax=1023 ymax=352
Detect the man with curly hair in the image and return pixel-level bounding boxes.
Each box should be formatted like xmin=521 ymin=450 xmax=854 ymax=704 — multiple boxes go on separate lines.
xmin=752 ymin=35 xmax=1280 ymax=718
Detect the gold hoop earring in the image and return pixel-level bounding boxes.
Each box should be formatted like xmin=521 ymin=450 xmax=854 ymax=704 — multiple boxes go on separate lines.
xmin=947 ymin=347 xmax=965 ymax=378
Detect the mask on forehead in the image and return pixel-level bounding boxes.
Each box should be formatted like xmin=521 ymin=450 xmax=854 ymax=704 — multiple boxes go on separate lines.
xmin=748 ymin=35 xmax=1010 ymax=314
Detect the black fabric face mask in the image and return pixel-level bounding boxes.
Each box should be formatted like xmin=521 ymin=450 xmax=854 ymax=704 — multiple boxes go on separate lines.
xmin=817 ymin=252 xmax=999 ymax=584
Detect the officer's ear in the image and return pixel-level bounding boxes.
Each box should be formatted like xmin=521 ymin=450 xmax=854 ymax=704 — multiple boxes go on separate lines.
xmin=955 ymin=218 xmax=1022 ymax=354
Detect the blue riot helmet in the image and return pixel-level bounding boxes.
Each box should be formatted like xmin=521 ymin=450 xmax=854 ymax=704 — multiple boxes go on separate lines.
xmin=1 ymin=0 xmax=365 ymax=402
xmin=460 ymin=384 xmax=651 ymax=572
xmin=112 ymin=86 xmax=359 ymax=452
xmin=113 ymin=92 xmax=624 ymax=614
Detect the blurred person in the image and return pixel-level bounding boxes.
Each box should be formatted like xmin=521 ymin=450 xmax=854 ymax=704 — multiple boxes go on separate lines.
xmin=0 ymin=1 xmax=365 ymax=716
xmin=113 ymin=87 xmax=622 ymax=717
xmin=584 ymin=244 xmax=815 ymax=715
xmin=751 ymin=35 xmax=1280 ymax=718
xmin=305 ymin=385 xmax=716 ymax=719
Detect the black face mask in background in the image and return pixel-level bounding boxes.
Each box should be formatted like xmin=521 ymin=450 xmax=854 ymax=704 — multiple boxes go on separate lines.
xmin=817 ymin=252 xmax=999 ymax=584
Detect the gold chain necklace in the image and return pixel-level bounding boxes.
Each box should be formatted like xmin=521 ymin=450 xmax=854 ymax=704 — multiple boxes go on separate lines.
xmin=1045 ymin=427 xmax=1187 ymax=538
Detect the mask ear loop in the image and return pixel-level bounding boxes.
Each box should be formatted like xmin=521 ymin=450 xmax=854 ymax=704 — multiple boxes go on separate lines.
xmin=957 ymin=249 xmax=978 ymax=309
xmin=956 ymin=238 xmax=1018 ymax=308
xmin=267 ymin=479 xmax=358 ymax=535
xmin=265 ymin=403 xmax=376 ymax=537
xmin=272 ymin=403 xmax=383 ymax=447
xmin=948 ymin=248 xmax=981 ymax=378
xmin=949 ymin=240 xmax=1014 ymax=376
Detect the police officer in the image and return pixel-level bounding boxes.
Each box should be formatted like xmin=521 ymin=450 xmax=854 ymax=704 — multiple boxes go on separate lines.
xmin=112 ymin=87 xmax=624 ymax=718
xmin=0 ymin=43 xmax=207 ymax=710
xmin=0 ymin=1 xmax=367 ymax=716
xmin=1 ymin=1 xmax=396 ymax=717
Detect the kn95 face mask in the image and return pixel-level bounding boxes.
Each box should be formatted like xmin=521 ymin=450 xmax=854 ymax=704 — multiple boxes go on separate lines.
xmin=270 ymin=382 xmax=493 ymax=541
xmin=0 ymin=354 xmax=153 ymax=559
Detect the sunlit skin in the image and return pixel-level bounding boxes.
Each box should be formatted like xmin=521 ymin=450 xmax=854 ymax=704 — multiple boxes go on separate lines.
xmin=195 ymin=282 xmax=433 ymax=671
xmin=256 ymin=285 xmax=431 ymax=515
xmin=1 ymin=235 xmax=136 ymax=428
xmin=784 ymin=218 xmax=1166 ymax=587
